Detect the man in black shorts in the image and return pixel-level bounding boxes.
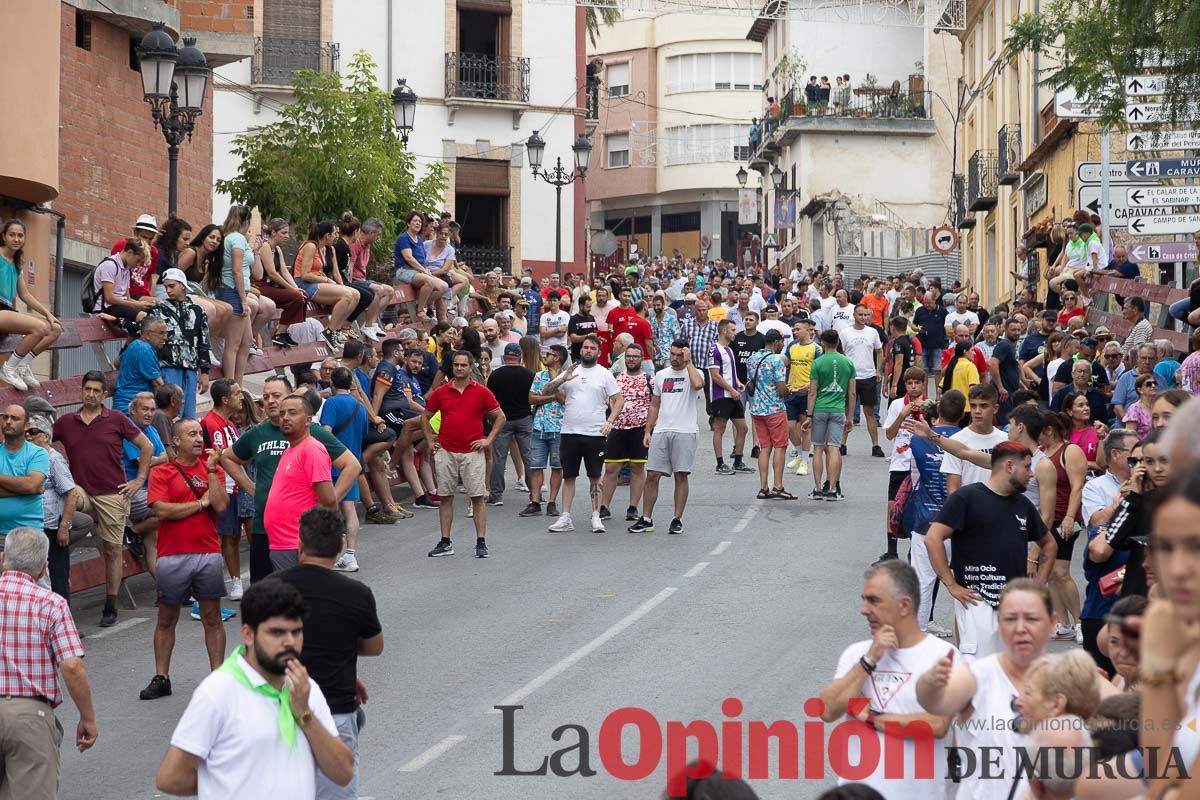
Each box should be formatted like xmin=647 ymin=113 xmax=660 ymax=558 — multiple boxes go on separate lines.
xmin=340 ymin=339 xmax=402 ymax=523
xmin=599 ymin=344 xmax=652 ymax=522
xmin=370 ymin=339 xmax=437 ymax=509
xmin=708 ymin=318 xmax=751 ymax=474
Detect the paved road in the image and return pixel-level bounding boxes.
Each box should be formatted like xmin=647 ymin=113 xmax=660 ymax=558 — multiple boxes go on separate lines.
xmin=55 ymin=426 xmax=1071 ymax=799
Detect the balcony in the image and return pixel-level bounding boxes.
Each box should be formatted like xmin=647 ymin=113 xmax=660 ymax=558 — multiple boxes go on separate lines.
xmin=251 ymin=37 xmax=339 ymax=87
xmin=457 ymin=244 xmax=513 ymax=275
xmin=967 ymin=150 xmax=999 ymax=212
xmin=953 ymin=172 xmax=975 ymax=230
xmin=444 ymin=53 xmax=531 ymax=127
xmin=997 ymin=124 xmax=1022 ymax=185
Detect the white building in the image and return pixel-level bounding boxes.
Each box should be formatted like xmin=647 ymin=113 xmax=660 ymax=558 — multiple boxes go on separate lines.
xmin=585 ymin=13 xmax=763 ymax=266
xmin=747 ymin=4 xmax=963 ymax=278
xmin=212 ymin=0 xmax=585 ymax=278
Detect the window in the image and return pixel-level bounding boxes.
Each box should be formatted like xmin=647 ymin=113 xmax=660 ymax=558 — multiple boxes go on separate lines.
xmin=666 ymin=53 xmax=762 ymax=93
xmin=75 ymin=10 xmax=91 ymax=51
xmin=664 ymin=125 xmax=750 ymax=165
xmin=733 ymin=144 xmax=751 ymax=161
xmin=607 ymin=133 xmax=630 ymax=168
xmin=607 ymin=63 xmax=630 ymax=97
xmin=986 ymin=4 xmax=996 ymax=56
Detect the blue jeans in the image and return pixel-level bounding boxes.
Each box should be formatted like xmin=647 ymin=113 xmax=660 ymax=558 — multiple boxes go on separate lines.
xmin=315 ymin=707 xmax=364 ymax=800
xmin=160 ymin=366 xmax=198 ymax=419
xmin=1170 ymin=297 xmax=1192 ymax=324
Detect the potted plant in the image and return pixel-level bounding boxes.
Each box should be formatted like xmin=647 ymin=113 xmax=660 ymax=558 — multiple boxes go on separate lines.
xmin=771 ymin=48 xmax=807 ymax=99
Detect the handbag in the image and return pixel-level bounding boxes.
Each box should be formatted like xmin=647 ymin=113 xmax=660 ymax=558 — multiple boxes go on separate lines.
xmin=744 ymin=352 xmax=766 ymax=397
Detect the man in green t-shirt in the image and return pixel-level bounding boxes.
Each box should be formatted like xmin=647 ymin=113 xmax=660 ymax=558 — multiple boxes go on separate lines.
xmin=801 ymin=328 xmax=856 ymax=501
xmin=223 ymin=375 xmax=356 ymax=582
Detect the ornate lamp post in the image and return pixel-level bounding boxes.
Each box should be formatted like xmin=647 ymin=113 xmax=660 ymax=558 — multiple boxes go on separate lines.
xmin=525 ymin=131 xmax=592 ymax=277
xmin=392 ymin=78 xmax=418 ymax=144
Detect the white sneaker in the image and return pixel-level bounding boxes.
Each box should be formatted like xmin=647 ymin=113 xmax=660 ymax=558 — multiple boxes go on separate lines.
xmin=209 ymin=350 xmax=222 ymax=368
xmin=467 ymin=503 xmax=473 ymax=518
xmin=17 ymin=364 xmax=41 ymax=388
xmin=548 ymin=513 xmax=574 ymax=532
xmin=796 ymin=459 xmax=809 ymax=476
xmin=228 ymin=577 xmax=243 ymax=600
xmin=1074 ymin=624 xmax=1083 ymax=644
xmin=926 ymin=621 xmax=954 ymax=639
xmin=334 ymin=554 xmax=360 ymax=572
xmin=1054 ymin=623 xmax=1077 ymax=640
xmin=515 ymin=478 xmax=529 ymax=493
xmin=365 ymin=324 xmax=386 ymax=340
xmin=591 ymin=512 xmax=605 ymax=533
xmin=0 ymin=364 xmax=27 ymax=391
xmin=786 ymin=455 xmax=803 ymax=471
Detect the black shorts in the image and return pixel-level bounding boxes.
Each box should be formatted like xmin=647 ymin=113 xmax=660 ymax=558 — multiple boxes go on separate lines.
xmin=708 ymin=397 xmax=745 ymax=420
xmin=102 ymin=305 xmax=143 ymax=336
xmin=560 ymin=433 xmax=605 ymax=480
xmin=381 ymin=408 xmax=415 ymax=436
xmin=887 ymin=470 xmax=908 ymax=500
xmin=605 ymin=426 xmax=648 ymax=463
xmin=363 ymin=425 xmax=397 ymax=447
xmin=855 ymin=377 xmax=879 ymax=408
xmin=1051 ymin=522 xmax=1078 ymax=562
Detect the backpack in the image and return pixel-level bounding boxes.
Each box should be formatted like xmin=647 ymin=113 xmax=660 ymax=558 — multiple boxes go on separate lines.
xmin=887 ymin=473 xmax=914 ymax=539
xmin=81 ymin=255 xmax=120 ymax=314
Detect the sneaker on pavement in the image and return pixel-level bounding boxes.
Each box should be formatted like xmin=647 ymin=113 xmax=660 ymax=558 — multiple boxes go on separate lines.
xmin=827 ymin=484 xmax=845 ymax=501
xmin=926 ymin=621 xmax=954 ymax=639
xmin=365 ymin=508 xmax=396 ymax=524
xmin=545 ymin=502 xmax=559 ymax=517
xmin=871 ymin=445 xmax=886 ymax=458
xmin=139 ymin=674 xmax=172 ymax=700
xmin=467 ymin=503 xmax=473 ymax=518
xmin=548 ymin=514 xmax=575 ymax=532
xmin=786 ymin=455 xmax=803 ymax=471
xmin=715 ymin=463 xmax=735 ymax=476
xmin=625 ymin=505 xmax=639 ymax=522
xmin=0 ymin=364 xmax=27 ymax=391
xmin=873 ymin=552 xmax=899 ymax=565
xmin=515 ymin=478 xmax=529 ymax=493
xmin=486 ymin=494 xmax=504 ymax=506
xmin=668 ymin=518 xmax=684 ymax=535
xmin=1054 ymin=623 xmax=1077 ymax=640
xmin=598 ymin=505 xmax=612 ymax=520
xmin=17 ymin=364 xmax=40 ymax=388
xmin=750 ymin=445 xmax=761 ymax=459
xmin=428 ymin=539 xmax=454 ymax=557
xmin=475 ymin=540 xmax=489 ymax=558
xmin=518 ymin=501 xmax=542 ymax=517
xmin=334 ymin=553 xmax=359 ymax=572
xmin=796 ymin=459 xmax=809 ymax=476
xmin=591 ymin=512 xmax=606 ymax=532
xmin=190 ymin=602 xmax=201 ymax=620
xmin=808 ymin=488 xmax=826 ymax=500
xmin=628 ymin=517 xmax=654 ymax=533
xmin=99 ymin=607 xmax=117 ymax=627
xmin=839 ymin=444 xmax=848 ymax=456
xmin=732 ymin=460 xmax=755 ymax=473
xmin=229 ymin=577 xmax=244 ymax=600
xmin=1074 ymin=624 xmax=1083 ymax=644
xmin=413 ymin=495 xmax=440 ymax=509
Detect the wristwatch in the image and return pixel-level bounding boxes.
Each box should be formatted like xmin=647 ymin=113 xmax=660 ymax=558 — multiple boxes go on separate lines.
xmin=297 ymin=709 xmax=315 ymax=728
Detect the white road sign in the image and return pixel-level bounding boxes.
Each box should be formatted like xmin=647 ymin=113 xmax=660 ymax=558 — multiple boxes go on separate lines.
xmin=1125 ymin=103 xmax=1200 ymax=124
xmin=1126 ymin=212 xmax=1200 ymax=235
xmin=1078 ymin=186 xmax=1175 ymax=228
xmin=1055 ymin=87 xmax=1103 ymax=118
xmin=1123 ymin=75 xmax=1168 ymax=96
xmin=1077 ymin=162 xmax=1133 ymax=183
xmin=1127 ymin=130 xmax=1200 ymax=152
xmin=1125 ymin=185 xmax=1200 ymax=207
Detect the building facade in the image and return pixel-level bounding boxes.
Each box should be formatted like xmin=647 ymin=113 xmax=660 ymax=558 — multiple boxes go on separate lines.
xmin=585 ymin=13 xmax=763 ymax=266
xmin=212 ymin=0 xmax=586 ymax=278
xmin=0 ymin=0 xmax=250 ymax=377
xmin=746 ymin=9 xmax=962 ymax=279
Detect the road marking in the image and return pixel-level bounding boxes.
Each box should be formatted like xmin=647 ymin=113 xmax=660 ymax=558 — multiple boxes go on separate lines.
xmin=731 ymin=501 xmax=761 ymax=533
xmin=684 ymin=562 xmax=709 ymax=578
xmin=491 ymin=587 xmax=678 ymax=711
xmin=87 ymin=617 xmax=148 ymax=640
xmin=710 ymin=541 xmax=732 ymax=556
xmin=398 ymin=736 xmax=466 ymax=772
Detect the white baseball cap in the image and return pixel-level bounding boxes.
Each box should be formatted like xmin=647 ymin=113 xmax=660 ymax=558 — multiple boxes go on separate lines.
xmin=162 ymin=268 xmax=188 ymax=284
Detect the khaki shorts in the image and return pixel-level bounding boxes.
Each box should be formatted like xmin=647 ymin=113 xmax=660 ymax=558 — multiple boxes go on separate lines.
xmin=435 ymin=450 xmax=486 ymax=498
xmin=75 ymin=489 xmax=130 ymax=545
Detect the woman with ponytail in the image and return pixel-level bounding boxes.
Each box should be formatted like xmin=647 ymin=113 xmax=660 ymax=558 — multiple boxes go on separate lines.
xmin=1036 ymin=409 xmax=1088 ymax=644
xmin=940 ymin=339 xmax=979 ymax=397
xmin=252 ymin=218 xmax=308 ymax=348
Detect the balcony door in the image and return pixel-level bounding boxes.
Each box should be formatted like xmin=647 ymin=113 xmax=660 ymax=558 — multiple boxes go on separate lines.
xmin=456 ymin=158 xmax=511 ymax=274
xmin=458 ymin=6 xmax=512 ymax=99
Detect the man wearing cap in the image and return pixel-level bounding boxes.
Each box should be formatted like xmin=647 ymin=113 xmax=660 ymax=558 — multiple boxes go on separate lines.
xmin=111 ymin=214 xmax=161 ymax=300
xmin=486 ymin=343 xmax=536 ymax=506
xmin=519 ymin=277 xmax=542 ymax=337
xmin=150 ymin=269 xmax=212 ymax=420
xmin=757 ymin=305 xmax=791 ymax=341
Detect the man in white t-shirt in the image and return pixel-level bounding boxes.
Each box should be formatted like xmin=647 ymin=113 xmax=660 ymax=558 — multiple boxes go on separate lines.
xmin=839 ymin=305 xmax=884 ymax=457
xmin=829 ymin=289 xmax=856 ymax=333
xmin=942 ymin=293 xmax=980 ymax=337
xmin=538 ymin=292 xmax=570 ymax=352
xmin=592 ymin=286 xmax=618 ymax=330
xmin=880 ymin=366 xmax=928 ymax=562
xmin=632 ymin=339 xmax=705 ymax=535
xmin=940 ymin=382 xmax=1007 ymax=493
xmin=156 ymin=579 xmax=352 ymax=799
xmin=550 ymin=335 xmax=623 ymax=534
xmin=818 ymin=560 xmax=955 ymax=800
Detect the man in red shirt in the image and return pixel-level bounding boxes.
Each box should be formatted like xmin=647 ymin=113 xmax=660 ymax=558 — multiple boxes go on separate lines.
xmin=420 ymin=350 xmax=505 ymax=559
xmin=939 ymin=323 xmax=989 ymax=380
xmin=606 ymin=288 xmax=656 ymax=363
xmin=200 ymin=378 xmax=245 ymax=598
xmin=140 ymin=418 xmax=229 ymax=701
xmin=110 ymin=213 xmax=160 ymax=299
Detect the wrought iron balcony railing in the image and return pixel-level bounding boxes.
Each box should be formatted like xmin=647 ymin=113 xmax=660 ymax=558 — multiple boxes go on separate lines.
xmin=998 ymin=124 xmax=1022 ymax=185
xmin=457 ymin=244 xmax=512 ymax=275
xmin=967 ymin=150 xmax=999 ymax=212
xmin=252 ymin=37 xmax=339 ymax=86
xmin=445 ymin=53 xmax=531 ymax=103
xmin=953 ymin=172 xmax=975 ymax=230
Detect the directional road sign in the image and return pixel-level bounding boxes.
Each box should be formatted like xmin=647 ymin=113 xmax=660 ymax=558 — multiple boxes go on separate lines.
xmin=1055 ymin=87 xmax=1102 ymax=118
xmin=1127 ymin=130 xmax=1200 ymax=152
xmin=1125 ymin=103 xmax=1200 ymax=124
xmin=1078 ymin=186 xmax=1175 ymax=228
xmin=1077 ymin=161 xmax=1133 ymax=183
xmin=1126 ymin=186 xmax=1200 ymax=207
xmin=1126 ymin=241 xmax=1199 ymax=263
xmin=1126 ymin=213 xmax=1200 ymax=235
xmin=1126 ymin=158 xmax=1200 ymax=180
xmin=1124 ymin=75 xmax=1169 ymax=96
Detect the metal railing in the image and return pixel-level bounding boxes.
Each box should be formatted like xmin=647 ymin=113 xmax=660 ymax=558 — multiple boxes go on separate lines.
xmin=445 ymin=53 xmax=531 ymax=103
xmin=967 ymin=150 xmax=999 ymax=211
xmin=998 ymin=124 xmax=1022 ymax=185
xmin=953 ymin=172 xmax=974 ymax=229
xmin=457 ymin=244 xmax=512 ymax=275
xmin=749 ymin=89 xmax=935 ymax=159
xmin=252 ymin=37 xmax=339 ymax=86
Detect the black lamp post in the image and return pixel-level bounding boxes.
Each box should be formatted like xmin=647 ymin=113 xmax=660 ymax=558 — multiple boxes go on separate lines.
xmin=136 ymin=22 xmax=210 ymax=217
xmin=735 ymin=166 xmax=749 ymax=187
xmin=392 ymin=78 xmax=417 ymax=144
xmin=526 ymin=131 xmax=592 ymax=278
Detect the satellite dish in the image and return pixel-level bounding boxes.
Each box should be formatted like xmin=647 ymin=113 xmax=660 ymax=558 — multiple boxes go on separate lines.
xmin=591 ymin=230 xmax=619 ymax=257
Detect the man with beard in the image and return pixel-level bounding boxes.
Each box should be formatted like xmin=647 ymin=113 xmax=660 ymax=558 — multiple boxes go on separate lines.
xmin=140 ymin=419 xmax=229 ymax=701
xmin=156 ymin=579 xmax=353 ymax=798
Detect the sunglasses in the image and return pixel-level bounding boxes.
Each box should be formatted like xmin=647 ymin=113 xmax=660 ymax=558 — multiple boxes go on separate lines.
xmin=25 ymin=428 xmax=44 ymax=437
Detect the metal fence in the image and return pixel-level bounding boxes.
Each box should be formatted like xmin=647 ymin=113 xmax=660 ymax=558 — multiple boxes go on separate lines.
xmin=445 ymin=53 xmax=531 ymax=103
xmin=252 ymin=37 xmax=339 ymax=86
xmin=457 ymin=244 xmax=512 ymax=275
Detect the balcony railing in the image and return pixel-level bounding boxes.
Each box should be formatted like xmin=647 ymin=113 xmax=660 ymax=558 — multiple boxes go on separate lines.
xmin=749 ymin=89 xmax=935 ymax=160
xmin=967 ymin=150 xmax=999 ymax=212
xmin=445 ymin=53 xmax=531 ymax=103
xmin=251 ymin=37 xmax=339 ymax=86
xmin=953 ymin=172 xmax=974 ymax=229
xmin=457 ymin=244 xmax=512 ymax=275
xmin=998 ymin=124 xmax=1022 ymax=185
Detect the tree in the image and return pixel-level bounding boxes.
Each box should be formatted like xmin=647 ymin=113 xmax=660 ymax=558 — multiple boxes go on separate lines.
xmin=586 ymin=4 xmax=621 ymax=47
xmin=1004 ymin=0 xmax=1200 ymax=131
xmin=215 ymin=51 xmax=446 ymax=258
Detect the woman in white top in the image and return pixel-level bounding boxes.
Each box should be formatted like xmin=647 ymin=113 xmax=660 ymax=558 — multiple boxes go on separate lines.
xmin=1140 ymin=470 xmax=1200 ymax=797
xmin=916 ymin=579 xmax=1056 ymax=800
xmin=423 ymin=224 xmax=471 ymax=316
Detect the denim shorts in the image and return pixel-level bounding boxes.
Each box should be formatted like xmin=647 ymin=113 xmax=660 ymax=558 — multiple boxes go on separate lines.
xmin=529 ymin=429 xmax=561 ymax=470
xmin=295 ymin=279 xmax=320 ymax=299
xmin=215 ymin=286 xmax=243 ymax=316
xmin=921 ymin=347 xmax=944 ymax=372
xmin=395 ymin=266 xmax=420 ymax=285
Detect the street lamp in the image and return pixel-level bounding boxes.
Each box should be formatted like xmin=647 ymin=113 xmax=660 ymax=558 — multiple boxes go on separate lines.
xmin=525 ymin=130 xmax=592 ymax=278
xmin=392 ymin=78 xmax=417 ymax=144
xmin=735 ymin=166 xmax=749 ymax=187
xmin=770 ymin=165 xmax=785 ymax=190
xmin=137 ymin=23 xmax=209 ymax=217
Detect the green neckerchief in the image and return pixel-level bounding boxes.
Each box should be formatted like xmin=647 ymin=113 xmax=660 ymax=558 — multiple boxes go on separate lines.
xmin=217 ymin=645 xmax=297 ymax=748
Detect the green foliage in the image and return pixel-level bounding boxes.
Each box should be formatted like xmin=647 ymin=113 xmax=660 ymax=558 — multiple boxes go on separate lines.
xmin=1003 ymin=0 xmax=1200 ymax=131
xmin=772 ymin=49 xmax=808 ymax=92
xmin=215 ymin=51 xmax=446 ymax=259
xmin=585 ymin=5 xmax=622 ymax=46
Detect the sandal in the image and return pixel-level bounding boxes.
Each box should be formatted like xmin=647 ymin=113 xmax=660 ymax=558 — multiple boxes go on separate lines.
xmin=756 ymin=488 xmax=772 ymax=500
xmin=771 ymin=487 xmax=798 ymax=500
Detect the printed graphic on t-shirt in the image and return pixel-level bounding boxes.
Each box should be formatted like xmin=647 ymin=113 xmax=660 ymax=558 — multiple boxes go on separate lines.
xmin=871 ymin=670 xmax=911 ymax=710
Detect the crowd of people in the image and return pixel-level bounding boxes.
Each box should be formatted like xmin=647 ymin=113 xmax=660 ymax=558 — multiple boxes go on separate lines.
xmin=3 ymin=198 xmax=1200 ymax=800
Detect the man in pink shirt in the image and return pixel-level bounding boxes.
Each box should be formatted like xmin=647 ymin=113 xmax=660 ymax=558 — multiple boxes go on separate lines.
xmin=264 ymin=394 xmax=344 ymax=571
